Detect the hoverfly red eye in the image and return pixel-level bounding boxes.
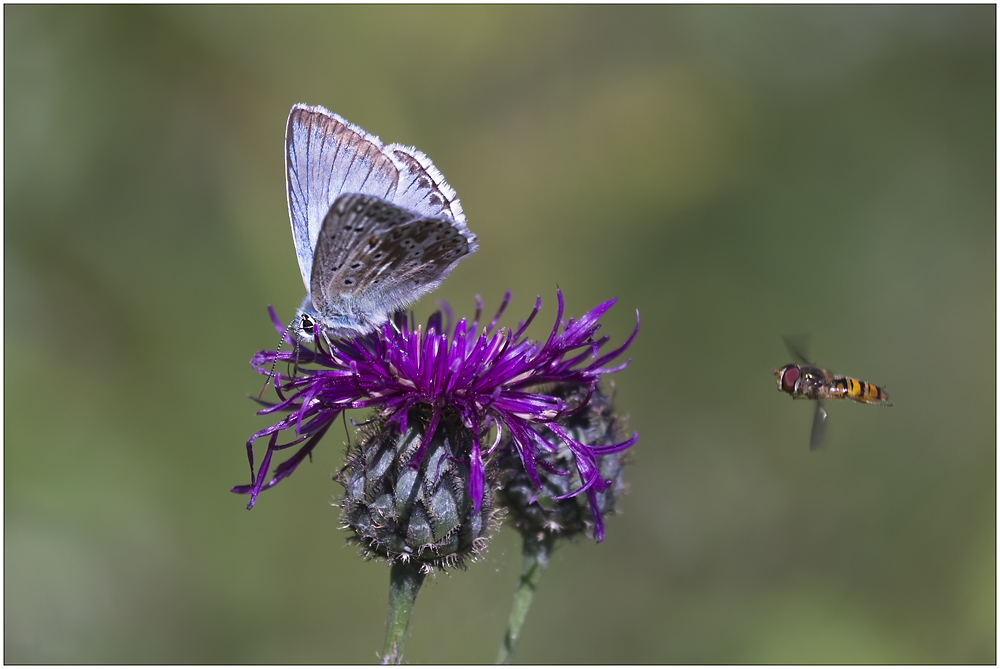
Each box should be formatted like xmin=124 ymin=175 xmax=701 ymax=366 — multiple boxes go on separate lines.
xmin=781 ymin=365 xmax=799 ymax=393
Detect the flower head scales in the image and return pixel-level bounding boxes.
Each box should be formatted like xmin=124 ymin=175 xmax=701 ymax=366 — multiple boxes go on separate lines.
xmin=234 ymin=290 xmax=638 ymax=537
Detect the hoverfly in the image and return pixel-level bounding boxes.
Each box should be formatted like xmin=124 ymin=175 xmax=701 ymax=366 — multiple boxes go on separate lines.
xmin=774 ymin=336 xmax=892 ymax=450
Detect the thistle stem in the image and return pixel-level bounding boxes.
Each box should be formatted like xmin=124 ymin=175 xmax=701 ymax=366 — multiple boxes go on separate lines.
xmin=381 ymin=561 xmax=427 ymax=665
xmin=497 ymin=535 xmax=554 ymax=664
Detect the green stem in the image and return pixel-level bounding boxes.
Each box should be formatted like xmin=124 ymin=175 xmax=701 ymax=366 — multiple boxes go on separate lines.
xmin=497 ymin=535 xmax=554 ymax=664
xmin=381 ymin=560 xmax=427 ymax=665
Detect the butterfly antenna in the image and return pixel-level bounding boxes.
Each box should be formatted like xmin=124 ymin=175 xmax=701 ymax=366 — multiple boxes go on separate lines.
xmin=258 ymin=318 xmax=297 ymax=400
xmin=341 ymin=411 xmax=352 ymax=450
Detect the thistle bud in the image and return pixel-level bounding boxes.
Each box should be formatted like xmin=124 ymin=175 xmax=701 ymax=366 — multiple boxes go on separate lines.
xmin=498 ymin=383 xmax=630 ymax=543
xmin=335 ymin=408 xmax=500 ymax=571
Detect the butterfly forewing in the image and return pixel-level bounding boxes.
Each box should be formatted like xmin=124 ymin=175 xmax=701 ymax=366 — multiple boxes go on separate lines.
xmin=286 ymin=105 xmax=400 ymax=288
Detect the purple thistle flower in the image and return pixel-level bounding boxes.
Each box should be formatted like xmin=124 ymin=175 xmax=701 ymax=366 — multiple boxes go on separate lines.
xmin=234 ymin=290 xmax=639 ymax=533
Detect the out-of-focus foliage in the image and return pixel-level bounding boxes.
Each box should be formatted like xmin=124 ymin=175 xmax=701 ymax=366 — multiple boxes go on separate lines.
xmin=4 ymin=5 xmax=994 ymax=663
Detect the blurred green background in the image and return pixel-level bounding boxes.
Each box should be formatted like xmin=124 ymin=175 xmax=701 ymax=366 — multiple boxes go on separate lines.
xmin=4 ymin=5 xmax=995 ymax=664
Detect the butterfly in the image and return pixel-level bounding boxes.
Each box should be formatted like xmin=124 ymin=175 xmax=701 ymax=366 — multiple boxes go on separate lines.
xmin=284 ymin=103 xmax=477 ymax=344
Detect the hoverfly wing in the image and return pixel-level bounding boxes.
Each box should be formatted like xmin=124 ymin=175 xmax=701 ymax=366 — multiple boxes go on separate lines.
xmin=782 ymin=333 xmax=815 ymax=367
xmin=809 ymin=401 xmax=828 ymax=451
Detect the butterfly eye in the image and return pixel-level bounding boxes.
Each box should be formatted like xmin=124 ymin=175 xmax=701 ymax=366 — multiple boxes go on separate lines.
xmin=300 ymin=313 xmax=315 ymax=333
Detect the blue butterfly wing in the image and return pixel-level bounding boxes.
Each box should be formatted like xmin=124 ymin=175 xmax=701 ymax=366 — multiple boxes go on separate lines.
xmin=285 ymin=104 xmax=399 ymax=290
xmin=285 ymin=104 xmax=476 ymax=291
xmin=386 ymin=146 xmax=468 ymax=223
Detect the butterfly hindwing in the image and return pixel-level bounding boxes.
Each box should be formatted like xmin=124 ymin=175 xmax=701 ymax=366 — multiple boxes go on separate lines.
xmin=310 ymin=193 xmax=417 ymax=306
xmin=387 ymin=146 xmax=466 ymax=225
xmin=310 ymin=194 xmax=474 ymax=324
